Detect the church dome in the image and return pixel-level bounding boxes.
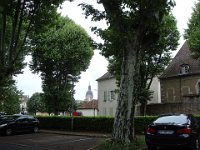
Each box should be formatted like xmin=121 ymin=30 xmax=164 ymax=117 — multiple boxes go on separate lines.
xmin=85 ymin=84 xmax=93 ymax=101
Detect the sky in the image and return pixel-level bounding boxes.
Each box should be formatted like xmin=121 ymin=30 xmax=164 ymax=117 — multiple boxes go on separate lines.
xmin=15 ymin=0 xmax=198 ymax=100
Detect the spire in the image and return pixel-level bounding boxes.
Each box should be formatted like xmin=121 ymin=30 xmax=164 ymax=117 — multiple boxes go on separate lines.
xmin=85 ymin=83 xmax=93 ymax=101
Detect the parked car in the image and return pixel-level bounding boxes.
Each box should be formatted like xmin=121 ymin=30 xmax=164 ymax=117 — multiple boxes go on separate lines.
xmin=0 ymin=114 xmax=39 ymax=136
xmin=145 ymin=114 xmax=200 ymax=150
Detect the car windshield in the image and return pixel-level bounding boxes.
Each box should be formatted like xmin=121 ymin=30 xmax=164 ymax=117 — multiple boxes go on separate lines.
xmin=154 ymin=115 xmax=188 ymax=124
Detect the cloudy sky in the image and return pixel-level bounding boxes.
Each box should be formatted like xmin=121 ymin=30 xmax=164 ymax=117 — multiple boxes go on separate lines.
xmin=15 ymin=0 xmax=198 ymax=100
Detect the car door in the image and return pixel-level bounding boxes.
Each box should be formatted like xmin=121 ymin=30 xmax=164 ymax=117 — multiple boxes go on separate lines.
xmin=15 ymin=118 xmax=29 ymax=132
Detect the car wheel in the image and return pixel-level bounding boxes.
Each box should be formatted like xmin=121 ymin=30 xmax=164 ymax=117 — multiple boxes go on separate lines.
xmin=5 ymin=128 xmax=12 ymax=136
xmin=147 ymin=144 xmax=157 ymax=150
xmin=33 ymin=126 xmax=39 ymax=133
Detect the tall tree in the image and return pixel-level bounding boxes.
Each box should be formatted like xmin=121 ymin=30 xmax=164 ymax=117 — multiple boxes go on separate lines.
xmin=31 ymin=16 xmax=93 ymax=115
xmin=27 ymin=92 xmax=46 ymax=115
xmin=139 ymin=13 xmax=179 ymax=115
xmin=0 ymin=0 xmax=64 ymax=87
xmin=185 ymin=1 xmax=200 ymax=57
xmin=80 ymin=0 xmax=175 ymax=144
xmin=0 ymin=83 xmax=20 ymax=114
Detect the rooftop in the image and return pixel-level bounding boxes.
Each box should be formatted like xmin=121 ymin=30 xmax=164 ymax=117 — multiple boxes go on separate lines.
xmin=96 ymin=72 xmax=114 ymax=81
xmin=160 ymin=41 xmax=200 ymax=79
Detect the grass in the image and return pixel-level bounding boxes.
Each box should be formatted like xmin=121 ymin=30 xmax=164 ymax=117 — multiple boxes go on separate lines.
xmin=96 ymin=135 xmax=146 ymax=150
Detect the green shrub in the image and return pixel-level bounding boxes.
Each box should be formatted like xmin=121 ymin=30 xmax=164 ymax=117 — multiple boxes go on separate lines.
xmin=37 ymin=116 xmax=71 ymax=130
xmin=36 ymin=115 xmax=157 ymax=134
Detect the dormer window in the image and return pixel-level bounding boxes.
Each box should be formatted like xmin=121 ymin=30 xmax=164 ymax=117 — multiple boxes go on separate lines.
xmin=180 ymin=64 xmax=190 ymax=74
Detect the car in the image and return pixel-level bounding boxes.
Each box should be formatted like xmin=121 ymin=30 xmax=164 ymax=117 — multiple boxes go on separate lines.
xmin=0 ymin=114 xmax=39 ymax=136
xmin=145 ymin=114 xmax=200 ymax=150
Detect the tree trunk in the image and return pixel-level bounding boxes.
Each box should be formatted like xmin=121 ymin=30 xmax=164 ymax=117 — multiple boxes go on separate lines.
xmin=112 ymin=40 xmax=140 ymax=144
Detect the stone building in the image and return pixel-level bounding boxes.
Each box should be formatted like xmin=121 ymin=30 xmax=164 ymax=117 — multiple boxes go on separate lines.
xmin=160 ymin=41 xmax=200 ymax=102
xmin=147 ymin=41 xmax=200 ymax=115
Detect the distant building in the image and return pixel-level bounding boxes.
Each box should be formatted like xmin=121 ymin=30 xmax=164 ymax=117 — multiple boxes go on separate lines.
xmin=76 ymin=100 xmax=98 ymax=116
xmin=96 ymin=72 xmax=161 ymax=116
xmin=75 ymin=84 xmax=98 ymax=116
xmin=160 ymin=41 xmax=200 ymax=103
xmin=19 ymin=95 xmax=29 ymax=114
xmin=85 ymin=83 xmax=93 ymax=101
xmin=147 ymin=41 xmax=200 ymax=115
xmin=96 ymin=72 xmax=118 ymax=117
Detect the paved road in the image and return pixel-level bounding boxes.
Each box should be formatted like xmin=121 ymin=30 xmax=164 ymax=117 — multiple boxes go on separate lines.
xmin=0 ymin=133 xmax=103 ymax=150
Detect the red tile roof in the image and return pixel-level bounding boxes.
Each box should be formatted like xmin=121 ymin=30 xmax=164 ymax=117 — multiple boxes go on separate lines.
xmin=78 ymin=100 xmax=98 ymax=109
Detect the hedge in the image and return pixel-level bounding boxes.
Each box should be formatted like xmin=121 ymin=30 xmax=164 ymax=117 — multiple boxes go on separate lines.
xmin=36 ymin=116 xmax=157 ymax=134
xmin=36 ymin=115 xmax=200 ymax=134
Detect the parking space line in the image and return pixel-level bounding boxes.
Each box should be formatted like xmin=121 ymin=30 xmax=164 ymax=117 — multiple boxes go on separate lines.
xmin=48 ymin=137 xmax=93 ymax=146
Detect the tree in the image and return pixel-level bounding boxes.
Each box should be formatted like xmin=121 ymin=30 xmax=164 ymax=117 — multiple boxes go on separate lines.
xmin=0 ymin=0 xmax=64 ymax=87
xmin=0 ymin=83 xmax=20 ymax=114
xmin=80 ymin=0 xmax=176 ymax=144
xmin=31 ymin=16 xmax=93 ymax=115
xmin=134 ymin=13 xmax=179 ymax=115
xmin=27 ymin=92 xmax=46 ymax=115
xmin=185 ymin=1 xmax=200 ymax=58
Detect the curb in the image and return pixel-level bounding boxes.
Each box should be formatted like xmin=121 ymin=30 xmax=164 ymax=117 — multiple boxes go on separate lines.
xmin=39 ymin=129 xmax=111 ymax=138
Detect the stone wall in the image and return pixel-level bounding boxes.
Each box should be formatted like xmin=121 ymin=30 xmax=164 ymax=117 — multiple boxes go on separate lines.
xmin=146 ymin=96 xmax=200 ymax=115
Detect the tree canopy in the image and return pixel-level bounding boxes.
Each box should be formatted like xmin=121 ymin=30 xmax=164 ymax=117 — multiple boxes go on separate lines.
xmin=31 ymin=15 xmax=94 ymax=114
xmin=80 ymin=0 xmax=177 ymax=144
xmin=0 ymin=83 xmax=20 ymax=114
xmin=27 ymin=92 xmax=46 ymax=115
xmin=185 ymin=1 xmax=200 ymax=58
xmin=0 ymin=0 xmax=64 ymax=87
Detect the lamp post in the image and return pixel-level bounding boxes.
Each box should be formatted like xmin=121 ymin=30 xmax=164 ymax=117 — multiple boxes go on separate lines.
xmin=67 ymin=74 xmax=74 ymax=131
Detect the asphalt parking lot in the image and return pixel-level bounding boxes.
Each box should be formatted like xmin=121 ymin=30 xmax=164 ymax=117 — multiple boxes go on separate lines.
xmin=0 ymin=132 xmax=104 ymax=150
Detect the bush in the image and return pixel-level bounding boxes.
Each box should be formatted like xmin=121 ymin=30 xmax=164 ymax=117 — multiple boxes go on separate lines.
xmin=37 ymin=116 xmax=71 ymax=130
xmin=36 ymin=116 xmax=158 ymax=133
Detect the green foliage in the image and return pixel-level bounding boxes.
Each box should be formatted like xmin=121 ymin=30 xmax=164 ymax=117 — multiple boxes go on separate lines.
xmin=108 ymin=13 xmax=179 ymax=105
xmin=27 ymin=92 xmax=46 ymax=115
xmin=36 ymin=116 xmax=157 ymax=134
xmin=96 ymin=137 xmax=145 ymax=150
xmin=80 ymin=0 xmax=178 ymax=143
xmin=184 ymin=1 xmax=200 ymax=59
xmin=37 ymin=116 xmax=72 ymax=130
xmin=31 ymin=15 xmax=93 ymax=114
xmin=0 ymin=0 xmax=64 ymax=83
xmin=0 ymin=84 xmax=20 ymax=114
xmin=37 ymin=115 xmax=200 ymax=135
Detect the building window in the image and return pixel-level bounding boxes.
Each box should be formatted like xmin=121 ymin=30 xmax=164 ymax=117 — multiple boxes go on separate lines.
xmin=107 ymin=91 xmax=111 ymax=101
xmin=198 ymin=82 xmax=200 ymax=95
xmin=180 ymin=64 xmax=190 ymax=74
xmin=182 ymin=87 xmax=189 ymax=96
xmin=103 ymin=91 xmax=107 ymax=102
xmin=167 ymin=88 xmax=174 ymax=102
xmin=110 ymin=91 xmax=115 ymax=101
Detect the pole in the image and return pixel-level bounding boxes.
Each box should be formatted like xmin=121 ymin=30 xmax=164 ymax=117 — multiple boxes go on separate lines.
xmin=71 ymin=99 xmax=74 ymax=131
xmin=71 ymin=79 xmax=74 ymax=131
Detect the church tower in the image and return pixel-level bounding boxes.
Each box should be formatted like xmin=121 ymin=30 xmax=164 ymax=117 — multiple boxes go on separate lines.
xmin=85 ymin=83 xmax=93 ymax=101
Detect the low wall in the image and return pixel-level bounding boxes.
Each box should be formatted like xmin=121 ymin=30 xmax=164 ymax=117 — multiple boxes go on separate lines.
xmin=146 ymin=97 xmax=200 ymax=115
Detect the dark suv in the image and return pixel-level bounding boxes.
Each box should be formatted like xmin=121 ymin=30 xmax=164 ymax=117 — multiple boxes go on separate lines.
xmin=145 ymin=114 xmax=200 ymax=150
xmin=0 ymin=114 xmax=39 ymax=136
